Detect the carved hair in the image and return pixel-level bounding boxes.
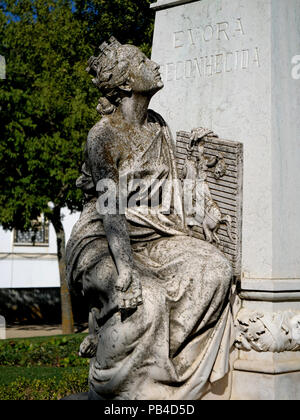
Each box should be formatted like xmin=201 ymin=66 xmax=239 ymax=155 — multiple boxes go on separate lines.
xmin=86 ymin=36 xmax=135 ymax=115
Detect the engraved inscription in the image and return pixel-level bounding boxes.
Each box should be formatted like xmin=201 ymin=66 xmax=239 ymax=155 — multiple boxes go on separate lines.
xmin=162 ymin=17 xmax=260 ymax=82
xmin=161 ymin=47 xmax=261 ymax=82
xmin=173 ymin=18 xmax=246 ymax=49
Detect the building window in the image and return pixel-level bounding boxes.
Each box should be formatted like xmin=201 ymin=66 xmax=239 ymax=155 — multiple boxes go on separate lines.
xmin=13 ymin=217 xmax=49 ymax=246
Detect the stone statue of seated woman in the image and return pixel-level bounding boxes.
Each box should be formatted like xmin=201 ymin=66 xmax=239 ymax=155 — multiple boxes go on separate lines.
xmin=66 ymin=36 xmax=233 ymax=400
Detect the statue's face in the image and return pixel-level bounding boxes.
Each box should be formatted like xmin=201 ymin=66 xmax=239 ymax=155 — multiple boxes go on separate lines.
xmin=125 ymin=46 xmax=164 ymax=95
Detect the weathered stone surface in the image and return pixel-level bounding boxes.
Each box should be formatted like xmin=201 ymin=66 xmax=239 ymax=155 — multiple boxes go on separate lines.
xmin=66 ymin=37 xmax=233 ymax=400
xmin=232 ymin=370 xmax=300 ymax=400
xmin=151 ymin=0 xmax=300 ymax=400
xmin=235 ymin=310 xmax=300 ymax=352
xmin=175 ymin=130 xmax=243 ymax=276
xmin=150 ymin=0 xmax=300 ymax=281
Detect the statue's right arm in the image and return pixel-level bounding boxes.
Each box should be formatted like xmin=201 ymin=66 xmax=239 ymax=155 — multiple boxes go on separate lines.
xmin=86 ymin=123 xmax=142 ymax=309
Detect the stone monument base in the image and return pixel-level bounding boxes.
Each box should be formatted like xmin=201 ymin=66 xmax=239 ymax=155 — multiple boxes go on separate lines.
xmin=150 ymin=0 xmax=300 ymax=400
xmin=232 ymin=370 xmax=300 ymax=400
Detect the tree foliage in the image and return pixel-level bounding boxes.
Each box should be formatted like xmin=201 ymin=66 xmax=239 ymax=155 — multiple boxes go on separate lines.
xmin=0 ymin=0 xmax=155 ymax=332
xmin=74 ymin=0 xmax=154 ymax=56
xmin=0 ymin=0 xmax=155 ymax=230
xmin=0 ymin=0 xmax=98 ymax=229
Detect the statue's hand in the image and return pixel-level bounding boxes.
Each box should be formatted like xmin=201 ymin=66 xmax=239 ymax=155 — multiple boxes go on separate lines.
xmin=116 ymin=268 xmax=143 ymax=310
xmin=115 ymin=266 xmax=133 ymax=292
xmin=79 ymin=334 xmax=98 ymax=358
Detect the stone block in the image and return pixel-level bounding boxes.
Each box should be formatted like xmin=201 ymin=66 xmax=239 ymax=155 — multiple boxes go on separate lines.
xmin=151 ymin=0 xmax=300 ymax=400
xmin=232 ymin=369 xmax=300 ymax=400
xmin=151 ymin=0 xmax=300 ymax=281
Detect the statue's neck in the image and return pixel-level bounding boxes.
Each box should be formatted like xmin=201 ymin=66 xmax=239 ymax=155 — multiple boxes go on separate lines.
xmin=117 ymin=93 xmax=151 ymax=127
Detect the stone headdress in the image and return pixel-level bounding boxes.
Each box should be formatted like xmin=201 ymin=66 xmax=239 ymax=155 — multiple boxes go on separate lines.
xmin=86 ymin=36 xmax=134 ymax=115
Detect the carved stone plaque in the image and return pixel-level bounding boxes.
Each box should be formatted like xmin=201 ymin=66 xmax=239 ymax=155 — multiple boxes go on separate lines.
xmin=176 ymin=131 xmax=243 ymax=277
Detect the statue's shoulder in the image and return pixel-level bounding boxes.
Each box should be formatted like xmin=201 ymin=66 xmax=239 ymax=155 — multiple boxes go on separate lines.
xmin=148 ymin=109 xmax=174 ymax=146
xmin=87 ymin=117 xmax=114 ymax=148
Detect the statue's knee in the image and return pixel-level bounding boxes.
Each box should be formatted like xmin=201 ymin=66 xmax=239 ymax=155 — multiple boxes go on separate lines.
xmin=206 ymin=252 xmax=232 ymax=288
xmin=83 ymin=254 xmax=117 ymax=296
xmin=219 ymin=256 xmax=232 ymax=287
xmin=95 ymin=255 xmax=118 ymax=285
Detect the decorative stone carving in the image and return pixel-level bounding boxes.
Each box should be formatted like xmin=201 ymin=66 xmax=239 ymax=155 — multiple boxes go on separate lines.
xmin=181 ymin=130 xmax=233 ymax=245
xmin=66 ymin=37 xmax=234 ymax=401
xmin=176 ymin=131 xmax=243 ymax=277
xmin=235 ymin=310 xmax=300 ymax=352
xmin=214 ymin=156 xmax=227 ymax=180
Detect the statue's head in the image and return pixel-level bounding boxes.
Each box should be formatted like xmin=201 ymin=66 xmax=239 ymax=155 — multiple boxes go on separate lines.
xmin=86 ymin=36 xmax=163 ymax=115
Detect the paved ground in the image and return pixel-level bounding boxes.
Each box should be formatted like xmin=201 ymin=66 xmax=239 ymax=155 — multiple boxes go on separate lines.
xmin=3 ymin=324 xmax=88 ymax=339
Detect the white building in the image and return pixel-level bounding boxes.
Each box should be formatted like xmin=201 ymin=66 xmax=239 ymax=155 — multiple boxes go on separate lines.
xmin=0 ymin=210 xmax=79 ymax=322
xmin=0 ymin=210 xmax=79 ymax=289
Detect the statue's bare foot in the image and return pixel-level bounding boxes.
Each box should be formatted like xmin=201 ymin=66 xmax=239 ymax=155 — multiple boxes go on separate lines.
xmin=79 ymin=334 xmax=98 ymax=358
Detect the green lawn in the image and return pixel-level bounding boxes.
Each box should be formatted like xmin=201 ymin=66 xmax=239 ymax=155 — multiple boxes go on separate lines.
xmin=0 ymin=366 xmax=88 ymax=386
xmin=1 ymin=332 xmax=86 ymax=345
xmin=0 ymin=333 xmax=89 ymax=367
xmin=0 ymin=334 xmax=89 ymax=400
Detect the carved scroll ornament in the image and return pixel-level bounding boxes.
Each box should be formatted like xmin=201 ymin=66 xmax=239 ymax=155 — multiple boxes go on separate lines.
xmin=235 ymin=310 xmax=300 ymax=353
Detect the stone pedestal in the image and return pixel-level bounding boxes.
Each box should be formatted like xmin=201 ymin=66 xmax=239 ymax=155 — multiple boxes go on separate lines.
xmin=150 ymin=0 xmax=300 ymax=400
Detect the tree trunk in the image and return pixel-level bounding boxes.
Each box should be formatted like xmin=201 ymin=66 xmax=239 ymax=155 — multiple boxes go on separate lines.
xmin=50 ymin=207 xmax=74 ymax=334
